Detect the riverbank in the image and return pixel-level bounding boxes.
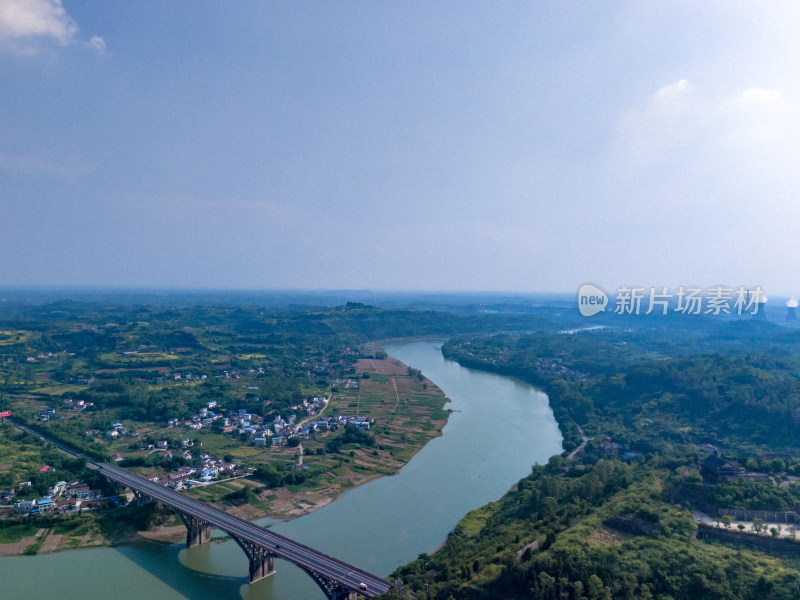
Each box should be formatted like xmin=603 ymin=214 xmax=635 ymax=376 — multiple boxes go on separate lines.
xmin=0 ymin=351 xmax=451 ymax=556
xmin=0 ymin=339 xmax=563 ymax=600
xmin=188 ymin=352 xmax=450 ymax=521
xmin=0 ymin=513 xmax=189 ymax=556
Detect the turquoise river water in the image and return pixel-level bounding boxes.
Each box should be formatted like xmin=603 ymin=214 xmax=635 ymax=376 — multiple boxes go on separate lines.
xmin=0 ymin=340 xmax=562 ymax=599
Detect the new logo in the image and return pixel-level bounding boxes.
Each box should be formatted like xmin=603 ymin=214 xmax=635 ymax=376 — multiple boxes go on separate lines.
xmin=578 ymin=284 xmax=608 ymax=317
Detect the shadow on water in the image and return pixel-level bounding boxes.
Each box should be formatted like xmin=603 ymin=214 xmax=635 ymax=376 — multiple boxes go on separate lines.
xmin=110 ymin=536 xmax=252 ymax=600
xmin=110 ymin=531 xmax=325 ymax=600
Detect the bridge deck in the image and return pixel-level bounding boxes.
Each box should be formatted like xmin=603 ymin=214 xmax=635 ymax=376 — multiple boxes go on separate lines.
xmin=11 ymin=421 xmax=391 ymax=598
xmin=97 ymin=462 xmax=391 ymax=597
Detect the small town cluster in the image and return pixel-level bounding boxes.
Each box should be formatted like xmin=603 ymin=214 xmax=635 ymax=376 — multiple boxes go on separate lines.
xmin=12 ymin=477 xmax=111 ymax=516
xmin=143 ymin=453 xmax=239 ymax=491
xmin=166 ymin=398 xmax=373 ymax=448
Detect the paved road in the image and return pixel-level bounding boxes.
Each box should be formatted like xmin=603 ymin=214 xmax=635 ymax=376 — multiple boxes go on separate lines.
xmin=12 ymin=420 xmax=391 ymax=598
xmin=566 ymin=426 xmax=593 ymax=461
xmin=97 ymin=462 xmax=390 ymax=596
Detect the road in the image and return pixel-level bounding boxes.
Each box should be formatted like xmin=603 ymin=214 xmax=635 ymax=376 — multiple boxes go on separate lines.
xmin=566 ymin=425 xmax=593 ymax=461
xmin=11 ymin=420 xmax=391 ymax=598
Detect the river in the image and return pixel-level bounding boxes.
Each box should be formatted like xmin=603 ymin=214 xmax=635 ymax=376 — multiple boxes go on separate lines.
xmin=0 ymin=340 xmax=562 ymax=599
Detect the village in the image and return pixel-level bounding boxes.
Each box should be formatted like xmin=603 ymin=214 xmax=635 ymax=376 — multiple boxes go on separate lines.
xmin=164 ymin=392 xmax=374 ymax=451
xmin=8 ymin=392 xmax=378 ymax=510
xmin=11 ymin=477 xmax=110 ymax=516
xmin=0 ymin=339 xmax=447 ymax=564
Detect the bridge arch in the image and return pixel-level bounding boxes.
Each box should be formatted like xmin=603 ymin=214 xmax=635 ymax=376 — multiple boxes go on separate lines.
xmin=7 ymin=422 xmax=390 ymax=599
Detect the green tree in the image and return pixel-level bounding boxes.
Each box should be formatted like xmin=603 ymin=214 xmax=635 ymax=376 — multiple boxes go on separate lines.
xmin=587 ymin=574 xmax=610 ymax=600
xmin=753 ymin=517 xmax=764 ymax=533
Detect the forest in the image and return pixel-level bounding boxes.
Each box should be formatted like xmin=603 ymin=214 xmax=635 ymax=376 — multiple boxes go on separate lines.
xmin=386 ymin=318 xmax=800 ymax=600
xmin=5 ymin=297 xmax=800 ymax=598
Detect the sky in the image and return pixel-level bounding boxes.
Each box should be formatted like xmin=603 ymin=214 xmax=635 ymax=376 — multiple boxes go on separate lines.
xmin=2 ymin=1 xmax=800 ymax=295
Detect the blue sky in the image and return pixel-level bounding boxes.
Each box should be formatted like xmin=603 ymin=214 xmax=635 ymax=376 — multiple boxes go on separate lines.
xmin=2 ymin=1 xmax=800 ymax=295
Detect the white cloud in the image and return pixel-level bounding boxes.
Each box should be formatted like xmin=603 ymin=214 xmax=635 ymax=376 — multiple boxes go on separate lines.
xmin=614 ymin=80 xmax=799 ymax=177
xmin=654 ymin=79 xmax=690 ymax=100
xmin=737 ymin=87 xmax=782 ymax=106
xmin=0 ymin=0 xmax=104 ymax=54
xmin=0 ymin=0 xmax=75 ymax=44
xmin=86 ymin=34 xmax=105 ymax=54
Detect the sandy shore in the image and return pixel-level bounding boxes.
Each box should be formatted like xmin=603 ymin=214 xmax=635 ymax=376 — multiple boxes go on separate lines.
xmin=0 ymin=528 xmax=45 ymax=557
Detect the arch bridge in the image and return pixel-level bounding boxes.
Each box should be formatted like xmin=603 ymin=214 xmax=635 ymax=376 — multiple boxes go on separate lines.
xmin=99 ymin=462 xmax=391 ymax=599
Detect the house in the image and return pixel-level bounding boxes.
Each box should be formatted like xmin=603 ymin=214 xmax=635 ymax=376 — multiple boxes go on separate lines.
xmin=163 ymin=451 xmax=173 ymax=461
xmin=56 ymin=499 xmax=80 ymax=513
xmin=14 ymin=499 xmax=35 ymax=514
xmin=106 ymin=429 xmax=119 ymax=438
xmin=37 ymin=498 xmax=55 ymax=513
xmin=112 ymin=453 xmax=124 ymax=462
xmin=64 ymin=482 xmax=85 ymax=496
xmin=0 ymin=489 xmax=15 ymax=503
xmin=199 ymin=468 xmax=217 ymax=481
xmin=600 ymin=437 xmax=622 ymax=453
xmin=702 ymin=455 xmax=744 ymax=476
xmin=39 ymin=465 xmax=51 ymax=473
xmin=759 ymin=453 xmax=792 ymax=463
xmin=168 ymin=472 xmax=189 ymax=489
xmin=736 ymin=472 xmax=773 ymax=483
xmin=73 ymin=487 xmax=92 ymax=499
xmin=47 ymin=481 xmax=68 ymax=497
xmin=156 ymin=440 xmax=168 ymax=449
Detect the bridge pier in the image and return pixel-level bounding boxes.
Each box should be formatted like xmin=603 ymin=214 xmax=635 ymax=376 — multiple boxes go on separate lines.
xmin=178 ymin=513 xmax=212 ymax=549
xmin=131 ymin=489 xmax=152 ymax=506
xmin=249 ymin=552 xmax=275 ymax=583
xmin=303 ymin=568 xmax=361 ymax=600
xmin=232 ymin=537 xmax=276 ymax=583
